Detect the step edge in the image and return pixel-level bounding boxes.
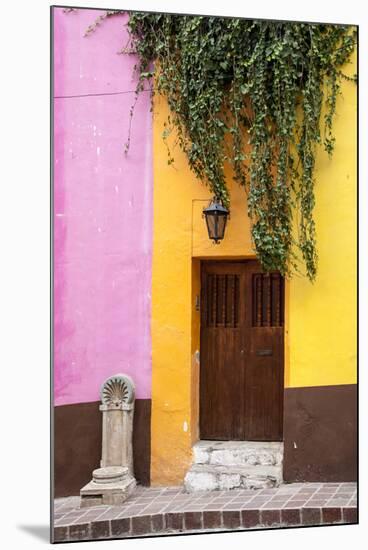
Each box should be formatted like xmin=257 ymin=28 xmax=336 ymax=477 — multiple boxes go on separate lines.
xmin=186 ymin=464 xmax=283 ymax=475
xmin=193 ymin=441 xmax=284 ymax=449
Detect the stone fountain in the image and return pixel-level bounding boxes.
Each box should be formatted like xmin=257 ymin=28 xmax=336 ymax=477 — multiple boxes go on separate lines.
xmin=80 ymin=374 xmax=136 ymax=507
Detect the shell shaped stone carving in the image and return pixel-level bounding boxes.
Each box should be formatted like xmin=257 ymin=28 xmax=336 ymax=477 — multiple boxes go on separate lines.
xmin=101 ymin=374 xmax=135 ymax=407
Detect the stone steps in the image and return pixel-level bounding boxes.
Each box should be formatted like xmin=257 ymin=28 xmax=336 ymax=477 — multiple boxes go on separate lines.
xmin=193 ymin=440 xmax=283 ymax=466
xmin=184 ymin=440 xmax=283 ymax=492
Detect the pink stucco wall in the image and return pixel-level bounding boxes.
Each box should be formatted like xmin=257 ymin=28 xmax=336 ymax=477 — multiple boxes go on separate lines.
xmin=53 ymin=8 xmax=152 ymax=405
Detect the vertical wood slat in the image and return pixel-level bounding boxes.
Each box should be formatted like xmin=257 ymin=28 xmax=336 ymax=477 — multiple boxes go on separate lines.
xmin=252 ymin=275 xmax=256 ymax=326
xmin=273 ymin=273 xmax=280 ymax=326
xmin=252 ymin=272 xmax=283 ymax=327
xmin=261 ymin=275 xmax=269 ymax=326
xmin=234 ymin=275 xmax=239 ymax=327
xmin=202 ymin=273 xmax=207 ymax=328
xmin=256 ymin=275 xmax=262 ymax=327
xmin=212 ymin=275 xmax=217 ymax=326
xmin=232 ymin=275 xmax=238 ymax=327
xmin=207 ymin=275 xmax=212 ymax=326
xmin=280 ymin=275 xmax=284 ymax=326
xmin=222 ymin=275 xmax=227 ymax=326
xmin=266 ymin=274 xmax=271 ymax=327
xmin=225 ymin=275 xmax=233 ymax=327
xmin=216 ymin=275 xmax=226 ymax=327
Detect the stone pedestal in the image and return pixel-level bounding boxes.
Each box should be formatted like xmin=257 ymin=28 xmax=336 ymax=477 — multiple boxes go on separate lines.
xmin=80 ymin=466 xmax=136 ymax=507
xmin=80 ymin=374 xmax=137 ymax=507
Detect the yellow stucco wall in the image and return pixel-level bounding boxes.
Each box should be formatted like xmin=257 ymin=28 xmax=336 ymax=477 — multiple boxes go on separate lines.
xmin=150 ymin=49 xmax=357 ymax=485
xmin=286 ymin=49 xmax=357 ymax=387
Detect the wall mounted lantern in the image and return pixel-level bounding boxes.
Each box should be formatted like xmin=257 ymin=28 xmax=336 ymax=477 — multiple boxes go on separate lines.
xmin=203 ymin=197 xmax=229 ymax=244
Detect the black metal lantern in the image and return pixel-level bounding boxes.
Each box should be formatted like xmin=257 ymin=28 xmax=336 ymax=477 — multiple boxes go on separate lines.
xmin=203 ymin=197 xmax=229 ymax=244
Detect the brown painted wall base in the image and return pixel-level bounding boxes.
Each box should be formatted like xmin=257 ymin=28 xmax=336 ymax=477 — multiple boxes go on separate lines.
xmin=54 ymin=399 xmax=151 ymax=497
xmin=283 ymin=384 xmax=357 ymax=482
xmin=54 ymin=386 xmax=356 ymax=495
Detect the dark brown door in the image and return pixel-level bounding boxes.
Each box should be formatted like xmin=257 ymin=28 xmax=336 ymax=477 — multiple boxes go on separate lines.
xmin=199 ymin=260 xmax=284 ymax=441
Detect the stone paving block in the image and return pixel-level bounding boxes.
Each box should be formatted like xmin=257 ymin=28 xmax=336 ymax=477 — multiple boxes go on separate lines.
xmin=134 ymin=497 xmax=157 ymax=504
xmin=223 ymin=510 xmax=241 ymax=529
xmin=203 ymin=511 xmax=222 ymax=529
xmin=96 ymin=507 xmax=123 ymax=521
xmin=270 ymin=495 xmax=290 ymax=501
xmin=262 ymin=502 xmax=286 ymax=509
xmin=131 ymin=515 xmax=152 ymax=535
xmin=281 ymin=508 xmax=301 ymax=525
xmin=307 ymin=500 xmax=328 ymax=506
xmin=69 ymin=523 xmax=91 ymax=541
xmin=183 ymin=504 xmax=206 ymax=511
xmin=284 ymin=500 xmax=306 ymax=508
xmin=53 ymin=526 xmax=69 ymax=542
xmin=277 ymin=487 xmax=299 ymax=493
xmin=302 ymin=507 xmax=321 ymax=525
xmin=142 ymin=505 xmax=167 ymax=515
xmin=327 ymin=498 xmax=350 ymax=505
xmin=77 ymin=507 xmax=106 ymax=518
xmin=91 ymin=520 xmax=110 ymax=539
xmin=231 ymin=497 xmax=253 ymax=504
xmin=322 ymin=507 xmax=342 ymax=524
xmin=125 ymin=505 xmax=147 ymax=516
xmin=61 ymin=511 xmax=86 ymax=520
xmin=111 ymin=517 xmax=131 ymax=537
xmin=261 ymin=509 xmax=281 ymax=526
xmin=151 ymin=514 xmax=165 ymax=532
xmin=204 ymin=504 xmax=226 ymax=511
xmin=63 ymin=496 xmax=80 ymax=507
xmin=223 ymin=502 xmax=244 ymax=510
xmin=243 ymin=501 xmax=265 ymax=509
xmin=241 ymin=509 xmax=260 ymax=528
xmin=249 ymin=498 xmax=271 ymax=506
xmin=54 ymin=517 xmax=76 ymax=527
xmin=343 ymin=508 xmax=358 ymax=523
xmin=184 ymin=511 xmax=202 ymax=530
xmin=166 ymin=512 xmax=184 ymax=531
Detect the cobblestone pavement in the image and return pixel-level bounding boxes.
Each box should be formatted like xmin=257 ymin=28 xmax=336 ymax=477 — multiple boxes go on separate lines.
xmin=53 ymin=482 xmax=357 ymax=542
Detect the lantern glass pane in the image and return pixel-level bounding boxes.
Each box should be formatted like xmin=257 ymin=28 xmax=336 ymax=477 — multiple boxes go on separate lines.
xmin=205 ymin=214 xmax=217 ymax=239
xmin=217 ymin=215 xmax=227 ymax=240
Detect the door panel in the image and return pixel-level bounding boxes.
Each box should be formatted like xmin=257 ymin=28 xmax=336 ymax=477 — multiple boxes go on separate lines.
xmin=200 ymin=260 xmax=284 ymax=441
xmin=200 ymin=263 xmax=245 ymax=440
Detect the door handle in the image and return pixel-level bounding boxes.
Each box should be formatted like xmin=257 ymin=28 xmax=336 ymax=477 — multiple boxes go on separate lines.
xmin=256 ymin=349 xmax=273 ymax=356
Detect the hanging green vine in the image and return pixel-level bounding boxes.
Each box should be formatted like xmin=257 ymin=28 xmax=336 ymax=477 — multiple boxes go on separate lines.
xmin=85 ymin=11 xmax=356 ymax=280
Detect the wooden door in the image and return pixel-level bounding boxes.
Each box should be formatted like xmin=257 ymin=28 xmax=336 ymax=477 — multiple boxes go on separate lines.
xmin=199 ymin=260 xmax=284 ymax=441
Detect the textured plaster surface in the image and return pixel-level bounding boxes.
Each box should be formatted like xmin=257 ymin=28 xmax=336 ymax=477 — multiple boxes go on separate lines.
xmin=53 ymin=8 xmax=153 ymax=405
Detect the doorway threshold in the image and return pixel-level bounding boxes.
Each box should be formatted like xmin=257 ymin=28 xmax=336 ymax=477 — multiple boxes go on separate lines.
xmin=184 ymin=440 xmax=283 ymax=492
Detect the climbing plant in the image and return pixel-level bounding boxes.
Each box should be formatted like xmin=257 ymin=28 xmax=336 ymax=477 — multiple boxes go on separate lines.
xmin=85 ymin=10 xmax=357 ymax=280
